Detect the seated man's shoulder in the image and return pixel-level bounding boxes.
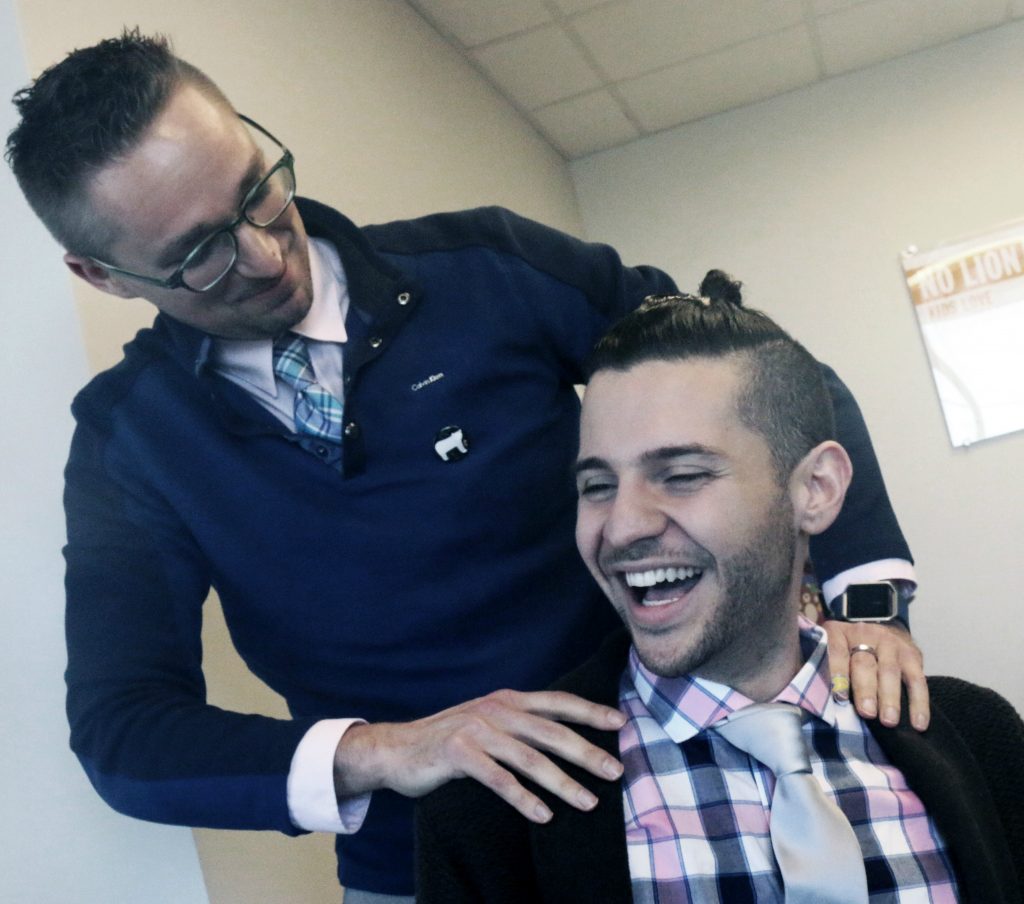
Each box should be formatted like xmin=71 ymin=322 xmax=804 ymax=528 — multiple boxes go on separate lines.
xmin=417 ymin=773 xmax=504 ymax=835
xmin=926 ymin=675 xmax=1024 ymax=796
xmin=929 ymin=675 xmax=1023 ymax=739
xmin=549 ymin=627 xmax=632 ymax=700
xmin=418 ymin=628 xmax=631 ymax=827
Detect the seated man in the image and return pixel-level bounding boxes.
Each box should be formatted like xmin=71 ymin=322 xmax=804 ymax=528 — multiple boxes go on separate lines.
xmin=416 ymin=278 xmax=1024 ymax=902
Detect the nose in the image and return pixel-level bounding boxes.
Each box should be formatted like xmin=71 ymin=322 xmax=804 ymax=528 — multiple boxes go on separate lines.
xmin=602 ymin=480 xmax=668 ymax=549
xmin=233 ymin=221 xmax=284 ymax=278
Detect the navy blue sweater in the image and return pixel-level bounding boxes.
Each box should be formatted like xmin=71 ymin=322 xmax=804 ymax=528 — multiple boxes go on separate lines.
xmin=63 ymin=200 xmax=910 ymax=894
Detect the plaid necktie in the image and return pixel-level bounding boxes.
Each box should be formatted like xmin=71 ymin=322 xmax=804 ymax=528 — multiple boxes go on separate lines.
xmin=272 ymin=334 xmax=344 ymax=443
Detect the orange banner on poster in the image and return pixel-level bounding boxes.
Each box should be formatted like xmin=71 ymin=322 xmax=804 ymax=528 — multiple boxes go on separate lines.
xmin=903 ymin=236 xmax=1024 ymax=307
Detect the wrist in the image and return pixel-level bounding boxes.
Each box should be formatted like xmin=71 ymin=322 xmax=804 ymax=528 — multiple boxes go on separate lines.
xmin=333 ymin=722 xmax=389 ymax=799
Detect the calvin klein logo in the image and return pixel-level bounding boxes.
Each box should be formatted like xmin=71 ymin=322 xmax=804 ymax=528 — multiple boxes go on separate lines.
xmin=411 ymin=372 xmax=445 ymax=392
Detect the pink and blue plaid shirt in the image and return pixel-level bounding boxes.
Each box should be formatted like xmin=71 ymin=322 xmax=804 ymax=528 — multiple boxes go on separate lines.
xmin=619 ymin=617 xmax=960 ymax=902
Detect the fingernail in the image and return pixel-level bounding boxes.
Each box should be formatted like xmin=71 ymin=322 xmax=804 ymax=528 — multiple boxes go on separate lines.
xmin=577 ymin=789 xmax=598 ymax=809
xmin=606 ymin=709 xmax=626 ymax=727
xmin=534 ymin=803 xmax=552 ymax=822
xmin=602 ymin=758 xmax=623 ymax=779
xmin=861 ymin=698 xmax=877 ymax=717
xmin=882 ymin=706 xmax=899 ymax=725
xmin=913 ymin=712 xmax=929 ymax=731
xmin=830 ymin=675 xmax=850 ymax=703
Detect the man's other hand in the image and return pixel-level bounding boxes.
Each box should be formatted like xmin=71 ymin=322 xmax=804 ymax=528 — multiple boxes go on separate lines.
xmin=825 ymin=619 xmax=929 ymax=732
xmin=332 ymin=689 xmax=625 ymax=823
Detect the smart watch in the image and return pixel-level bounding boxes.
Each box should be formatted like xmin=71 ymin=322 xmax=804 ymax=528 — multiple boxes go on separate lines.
xmin=835 ymin=581 xmax=899 ymax=622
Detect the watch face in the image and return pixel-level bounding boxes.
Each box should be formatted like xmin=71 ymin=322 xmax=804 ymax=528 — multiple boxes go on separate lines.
xmin=845 ymin=583 xmax=897 ymax=620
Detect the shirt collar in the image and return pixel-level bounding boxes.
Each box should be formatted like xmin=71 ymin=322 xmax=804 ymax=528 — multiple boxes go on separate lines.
xmin=291 ymin=236 xmax=348 ymax=342
xmin=209 ymin=237 xmax=348 ymax=394
xmin=628 ymin=615 xmax=838 ymax=744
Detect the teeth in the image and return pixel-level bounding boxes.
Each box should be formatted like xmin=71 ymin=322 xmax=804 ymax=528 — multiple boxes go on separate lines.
xmin=624 ymin=567 xmax=701 ymax=588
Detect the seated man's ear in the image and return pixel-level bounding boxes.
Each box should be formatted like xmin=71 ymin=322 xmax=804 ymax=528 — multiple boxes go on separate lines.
xmin=789 ymin=441 xmax=853 ymax=536
xmin=63 ymin=253 xmax=137 ymax=299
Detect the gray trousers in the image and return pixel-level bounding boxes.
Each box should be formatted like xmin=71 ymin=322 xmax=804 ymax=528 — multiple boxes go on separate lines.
xmin=342 ymin=890 xmax=415 ymax=904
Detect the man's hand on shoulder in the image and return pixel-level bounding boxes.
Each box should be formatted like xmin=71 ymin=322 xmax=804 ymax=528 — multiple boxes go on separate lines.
xmin=825 ymin=619 xmax=929 ymax=732
xmin=332 ymin=690 xmax=625 ymax=823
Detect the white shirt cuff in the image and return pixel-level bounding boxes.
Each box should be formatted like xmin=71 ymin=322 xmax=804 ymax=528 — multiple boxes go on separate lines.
xmin=820 ymin=559 xmax=917 ymax=605
xmin=287 ymin=719 xmax=371 ymax=834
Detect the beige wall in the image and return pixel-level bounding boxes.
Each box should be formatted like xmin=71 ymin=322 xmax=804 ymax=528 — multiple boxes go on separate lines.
xmin=14 ymin=1 xmax=582 ymax=901
xmin=572 ymin=21 xmax=1024 ymax=716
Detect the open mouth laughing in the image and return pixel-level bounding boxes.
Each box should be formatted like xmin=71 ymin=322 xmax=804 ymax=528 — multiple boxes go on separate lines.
xmin=622 ymin=566 xmax=704 ymax=607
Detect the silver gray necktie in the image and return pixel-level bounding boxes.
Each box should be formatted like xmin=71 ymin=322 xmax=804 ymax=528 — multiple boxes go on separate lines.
xmin=713 ymin=703 xmax=868 ymax=904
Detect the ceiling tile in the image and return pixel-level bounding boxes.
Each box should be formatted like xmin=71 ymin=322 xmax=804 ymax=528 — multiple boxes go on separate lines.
xmin=409 ymin=0 xmax=553 ymax=47
xmin=471 ymin=24 xmax=603 ymax=109
xmin=532 ymin=90 xmax=640 ymax=157
xmin=571 ymin=0 xmax=805 ymax=82
xmin=406 ymin=0 xmax=1021 ymax=164
xmin=549 ymin=0 xmax=613 ymax=14
xmin=616 ymin=25 xmax=818 ymax=132
xmin=817 ymin=0 xmax=1009 ymax=76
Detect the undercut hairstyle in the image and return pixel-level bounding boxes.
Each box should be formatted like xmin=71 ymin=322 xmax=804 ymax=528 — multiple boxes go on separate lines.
xmin=587 ymin=269 xmax=835 ymax=482
xmin=5 ymin=27 xmax=228 ymax=257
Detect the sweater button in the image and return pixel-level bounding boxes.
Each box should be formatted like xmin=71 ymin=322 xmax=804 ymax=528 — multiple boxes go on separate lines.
xmin=369 ymin=336 xmax=383 ymax=349
xmin=397 ymin=292 xmax=411 ymax=306
xmin=344 ymin=422 xmax=361 ymax=438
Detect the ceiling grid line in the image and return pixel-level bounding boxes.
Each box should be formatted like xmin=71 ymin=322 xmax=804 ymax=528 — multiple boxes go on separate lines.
xmin=405 ymin=0 xmax=1024 ymax=160
xmin=800 ymin=0 xmax=831 ymax=79
xmin=540 ymin=0 xmax=647 ymax=140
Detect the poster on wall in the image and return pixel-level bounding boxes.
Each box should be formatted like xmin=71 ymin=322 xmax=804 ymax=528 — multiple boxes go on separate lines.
xmin=900 ymin=222 xmax=1024 ymax=448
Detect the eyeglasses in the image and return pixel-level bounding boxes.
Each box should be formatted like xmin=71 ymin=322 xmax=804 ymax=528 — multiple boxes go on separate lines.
xmin=91 ymin=114 xmax=296 ymax=293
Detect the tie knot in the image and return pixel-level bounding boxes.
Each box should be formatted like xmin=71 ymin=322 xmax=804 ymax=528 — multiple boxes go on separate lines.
xmin=713 ymin=703 xmax=811 ymax=778
xmin=271 ymin=333 xmax=344 ymax=443
xmin=273 ymin=333 xmax=315 ymax=390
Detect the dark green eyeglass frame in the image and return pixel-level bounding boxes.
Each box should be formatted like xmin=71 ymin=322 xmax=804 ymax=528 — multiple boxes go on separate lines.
xmin=90 ymin=114 xmax=295 ymax=293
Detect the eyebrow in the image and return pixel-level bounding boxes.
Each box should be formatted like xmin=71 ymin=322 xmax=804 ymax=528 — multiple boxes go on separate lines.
xmin=155 ymin=153 xmax=266 ymax=268
xmin=573 ymin=444 xmax=722 ymax=476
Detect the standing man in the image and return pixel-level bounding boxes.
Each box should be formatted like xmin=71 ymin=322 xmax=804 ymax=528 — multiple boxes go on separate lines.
xmin=417 ymin=283 xmax=1023 ymax=902
xmin=8 ymin=31 xmax=925 ymax=900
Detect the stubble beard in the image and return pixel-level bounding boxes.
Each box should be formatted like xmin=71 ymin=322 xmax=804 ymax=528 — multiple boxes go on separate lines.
xmin=635 ymin=491 xmax=799 ymax=681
